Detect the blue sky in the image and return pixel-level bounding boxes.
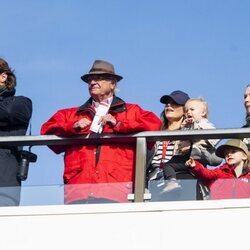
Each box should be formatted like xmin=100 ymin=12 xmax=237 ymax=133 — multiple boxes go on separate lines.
xmin=2 ymin=1 xmax=250 ymax=203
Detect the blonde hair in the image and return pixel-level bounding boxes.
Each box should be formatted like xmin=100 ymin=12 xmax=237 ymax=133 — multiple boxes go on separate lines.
xmin=185 ymin=97 xmax=208 ymax=118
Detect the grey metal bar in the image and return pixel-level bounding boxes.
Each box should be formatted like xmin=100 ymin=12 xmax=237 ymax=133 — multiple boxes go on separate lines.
xmin=0 ymin=134 xmax=135 ymax=147
xmin=0 ymin=128 xmax=249 ymax=147
xmin=0 ymin=128 xmax=250 ymax=203
xmin=137 ymin=127 xmax=250 ymax=141
xmin=134 ymin=137 xmax=147 ymax=202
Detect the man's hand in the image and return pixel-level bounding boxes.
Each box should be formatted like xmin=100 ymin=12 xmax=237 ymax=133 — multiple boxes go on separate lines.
xmin=99 ymin=114 xmax=117 ymax=126
xmin=73 ymin=118 xmax=91 ymax=129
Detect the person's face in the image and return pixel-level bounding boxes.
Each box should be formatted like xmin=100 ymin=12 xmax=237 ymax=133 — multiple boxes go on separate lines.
xmin=164 ymin=100 xmax=184 ymax=122
xmin=0 ymin=72 xmax=7 ymax=85
xmin=185 ymin=100 xmax=206 ymax=121
xmin=224 ymin=148 xmax=247 ymax=166
xmin=244 ymin=86 xmax=250 ymax=115
xmin=87 ymin=75 xmax=116 ymax=101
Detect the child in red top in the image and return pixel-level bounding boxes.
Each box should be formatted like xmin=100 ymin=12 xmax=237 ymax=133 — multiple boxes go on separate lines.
xmin=185 ymin=139 xmax=250 ymax=199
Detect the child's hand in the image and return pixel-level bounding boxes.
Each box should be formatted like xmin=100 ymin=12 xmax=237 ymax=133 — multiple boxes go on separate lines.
xmin=182 ymin=117 xmax=194 ymax=128
xmin=185 ymin=117 xmax=194 ymax=124
xmin=185 ymin=157 xmax=196 ymax=168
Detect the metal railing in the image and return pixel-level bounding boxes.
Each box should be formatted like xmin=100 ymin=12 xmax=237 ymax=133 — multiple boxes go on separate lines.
xmin=1 ymin=127 xmax=250 ymax=203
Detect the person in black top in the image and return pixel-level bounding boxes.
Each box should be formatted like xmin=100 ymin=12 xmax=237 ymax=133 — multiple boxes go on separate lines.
xmin=242 ymin=84 xmax=250 ymax=151
xmin=0 ymin=58 xmax=32 ymax=206
xmin=243 ymin=84 xmax=250 ymax=128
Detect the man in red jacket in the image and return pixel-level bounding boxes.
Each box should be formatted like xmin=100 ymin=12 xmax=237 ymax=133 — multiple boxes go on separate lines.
xmin=41 ymin=60 xmax=161 ymax=204
xmin=186 ymin=139 xmax=250 ymax=199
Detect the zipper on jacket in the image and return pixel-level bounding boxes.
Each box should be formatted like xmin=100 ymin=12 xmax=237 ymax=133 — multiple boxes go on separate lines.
xmin=232 ymin=178 xmax=236 ymax=198
xmin=95 ymin=144 xmax=101 ymax=166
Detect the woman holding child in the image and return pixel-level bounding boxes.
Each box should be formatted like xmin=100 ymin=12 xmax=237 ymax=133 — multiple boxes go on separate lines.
xmin=147 ymin=90 xmax=222 ymax=200
xmin=146 ymin=90 xmax=190 ymax=186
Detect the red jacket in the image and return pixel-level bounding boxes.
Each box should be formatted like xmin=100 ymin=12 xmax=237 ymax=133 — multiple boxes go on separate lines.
xmin=41 ymin=96 xmax=161 ymax=203
xmin=190 ymin=161 xmax=250 ymax=199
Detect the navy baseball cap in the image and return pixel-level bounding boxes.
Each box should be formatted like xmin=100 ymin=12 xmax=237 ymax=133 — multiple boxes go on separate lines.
xmin=160 ymin=90 xmax=190 ymax=105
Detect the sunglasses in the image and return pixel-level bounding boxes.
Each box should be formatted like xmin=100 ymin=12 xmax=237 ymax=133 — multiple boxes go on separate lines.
xmin=87 ymin=75 xmax=115 ymax=82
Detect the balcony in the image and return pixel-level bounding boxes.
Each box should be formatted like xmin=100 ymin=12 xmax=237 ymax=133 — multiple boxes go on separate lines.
xmin=0 ymin=128 xmax=249 ymax=249
xmin=0 ymin=127 xmax=246 ymax=204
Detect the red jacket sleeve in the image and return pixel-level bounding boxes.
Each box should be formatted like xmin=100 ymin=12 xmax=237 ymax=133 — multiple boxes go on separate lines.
xmin=189 ymin=161 xmax=225 ymax=188
xmin=113 ymin=104 xmax=161 ymax=133
xmin=41 ymin=108 xmax=79 ymax=137
xmin=40 ymin=108 xmax=79 ymax=154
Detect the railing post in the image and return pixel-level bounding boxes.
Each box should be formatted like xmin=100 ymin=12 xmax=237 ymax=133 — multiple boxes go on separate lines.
xmin=134 ymin=137 xmax=147 ymax=202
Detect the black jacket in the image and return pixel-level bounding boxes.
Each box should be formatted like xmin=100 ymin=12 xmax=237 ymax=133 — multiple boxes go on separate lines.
xmin=0 ymin=89 xmax=32 ymax=205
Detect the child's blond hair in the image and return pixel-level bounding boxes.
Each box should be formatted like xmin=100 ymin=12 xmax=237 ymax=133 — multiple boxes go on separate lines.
xmin=185 ymin=97 xmax=208 ymax=118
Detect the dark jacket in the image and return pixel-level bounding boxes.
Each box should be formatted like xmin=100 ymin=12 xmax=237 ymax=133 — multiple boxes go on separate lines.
xmin=242 ymin=119 xmax=250 ymax=150
xmin=0 ymin=89 xmax=32 ymax=205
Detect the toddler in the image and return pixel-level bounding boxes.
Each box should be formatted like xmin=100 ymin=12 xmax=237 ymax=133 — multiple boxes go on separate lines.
xmin=161 ymin=98 xmax=221 ymax=193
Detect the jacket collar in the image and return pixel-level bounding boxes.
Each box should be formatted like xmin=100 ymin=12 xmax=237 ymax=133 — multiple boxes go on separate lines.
xmin=243 ymin=116 xmax=250 ymax=127
xmin=76 ymin=95 xmax=127 ymax=114
xmin=0 ymin=88 xmax=15 ymax=101
xmin=220 ymin=163 xmax=250 ymax=177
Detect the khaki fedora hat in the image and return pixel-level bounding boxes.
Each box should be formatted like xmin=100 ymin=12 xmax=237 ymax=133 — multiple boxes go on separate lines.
xmin=81 ymin=60 xmax=123 ymax=83
xmin=215 ymin=139 xmax=249 ymax=158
